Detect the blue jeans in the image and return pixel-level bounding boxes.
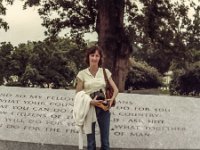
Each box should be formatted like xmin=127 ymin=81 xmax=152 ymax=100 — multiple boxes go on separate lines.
xmin=87 ymin=107 xmax=110 ymax=150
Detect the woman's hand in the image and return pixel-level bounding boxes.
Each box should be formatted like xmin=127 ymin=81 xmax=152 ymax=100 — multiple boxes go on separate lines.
xmin=90 ymin=96 xmax=109 ymax=111
xmin=90 ymin=96 xmax=104 ymax=107
xmin=106 ymin=99 xmax=114 ymax=108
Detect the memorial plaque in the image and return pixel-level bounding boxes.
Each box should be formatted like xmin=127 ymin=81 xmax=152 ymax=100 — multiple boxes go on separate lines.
xmin=112 ymin=94 xmax=200 ymax=149
xmin=0 ymin=86 xmax=200 ymax=149
xmin=0 ymin=86 xmax=76 ymax=144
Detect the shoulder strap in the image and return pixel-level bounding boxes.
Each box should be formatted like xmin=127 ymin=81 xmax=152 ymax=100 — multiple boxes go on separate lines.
xmin=103 ymin=68 xmax=109 ymax=87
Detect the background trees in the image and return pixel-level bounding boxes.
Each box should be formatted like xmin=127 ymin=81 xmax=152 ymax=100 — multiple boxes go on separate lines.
xmin=0 ymin=0 xmax=199 ymax=92
xmin=1 ymin=37 xmax=86 ymax=88
xmin=125 ymin=59 xmax=163 ymax=90
xmin=0 ymin=0 xmax=11 ymax=31
xmin=128 ymin=0 xmax=200 ymax=73
xmin=169 ymin=62 xmax=200 ymax=96
xmin=0 ymin=42 xmax=13 ymax=84
xmin=21 ymin=0 xmax=132 ymax=91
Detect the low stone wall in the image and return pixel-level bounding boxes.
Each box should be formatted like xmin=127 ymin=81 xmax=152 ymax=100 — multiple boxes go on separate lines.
xmin=0 ymin=86 xmax=199 ymax=149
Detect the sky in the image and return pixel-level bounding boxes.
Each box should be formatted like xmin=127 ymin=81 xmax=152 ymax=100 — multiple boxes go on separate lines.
xmin=0 ymin=1 xmax=97 ymax=46
xmin=0 ymin=1 xmax=46 ymax=46
xmin=0 ymin=0 xmax=197 ymax=46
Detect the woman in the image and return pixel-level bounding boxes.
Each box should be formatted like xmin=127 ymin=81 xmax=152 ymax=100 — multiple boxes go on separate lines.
xmin=76 ymin=45 xmax=119 ymax=150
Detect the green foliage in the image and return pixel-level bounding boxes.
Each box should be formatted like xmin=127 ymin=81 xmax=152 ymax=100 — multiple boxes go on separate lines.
xmin=9 ymin=43 xmax=32 ymax=78
xmin=1 ymin=0 xmax=200 ymax=91
xmin=169 ymin=62 xmax=200 ymax=96
xmin=23 ymin=0 xmax=97 ymax=37
xmin=127 ymin=0 xmax=200 ymax=74
xmin=125 ymin=59 xmax=163 ymax=90
xmin=21 ymin=0 xmax=200 ymax=76
xmin=0 ymin=42 xmax=14 ymax=84
xmin=2 ymin=37 xmax=87 ymax=88
xmin=0 ymin=0 xmax=14 ymax=31
xmin=0 ymin=18 xmax=9 ymax=31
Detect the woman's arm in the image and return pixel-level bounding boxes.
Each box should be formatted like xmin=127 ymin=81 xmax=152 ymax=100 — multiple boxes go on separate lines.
xmin=76 ymin=77 xmax=84 ymax=93
xmin=108 ymin=77 xmax=119 ymax=107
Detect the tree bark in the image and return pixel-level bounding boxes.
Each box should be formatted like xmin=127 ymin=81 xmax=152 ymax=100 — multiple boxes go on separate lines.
xmin=96 ymin=0 xmax=132 ymax=92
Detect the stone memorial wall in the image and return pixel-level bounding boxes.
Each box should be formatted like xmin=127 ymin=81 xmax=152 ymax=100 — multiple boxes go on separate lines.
xmin=0 ymin=86 xmax=200 ymax=149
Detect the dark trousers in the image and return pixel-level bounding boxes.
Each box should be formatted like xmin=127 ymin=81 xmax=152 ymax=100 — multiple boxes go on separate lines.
xmin=87 ymin=107 xmax=110 ymax=150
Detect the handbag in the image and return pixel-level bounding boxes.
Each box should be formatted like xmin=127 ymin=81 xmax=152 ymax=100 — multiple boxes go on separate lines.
xmin=103 ymin=68 xmax=116 ymax=107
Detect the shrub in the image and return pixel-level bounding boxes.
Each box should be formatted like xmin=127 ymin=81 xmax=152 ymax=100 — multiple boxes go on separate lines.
xmin=125 ymin=59 xmax=163 ymax=90
xmin=169 ymin=62 xmax=200 ymax=96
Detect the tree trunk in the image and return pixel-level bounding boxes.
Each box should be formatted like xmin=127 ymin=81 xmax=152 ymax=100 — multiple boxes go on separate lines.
xmin=96 ymin=0 xmax=132 ymax=92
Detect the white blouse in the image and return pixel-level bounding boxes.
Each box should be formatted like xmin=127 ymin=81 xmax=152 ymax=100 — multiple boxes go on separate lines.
xmin=77 ymin=67 xmax=111 ymax=94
